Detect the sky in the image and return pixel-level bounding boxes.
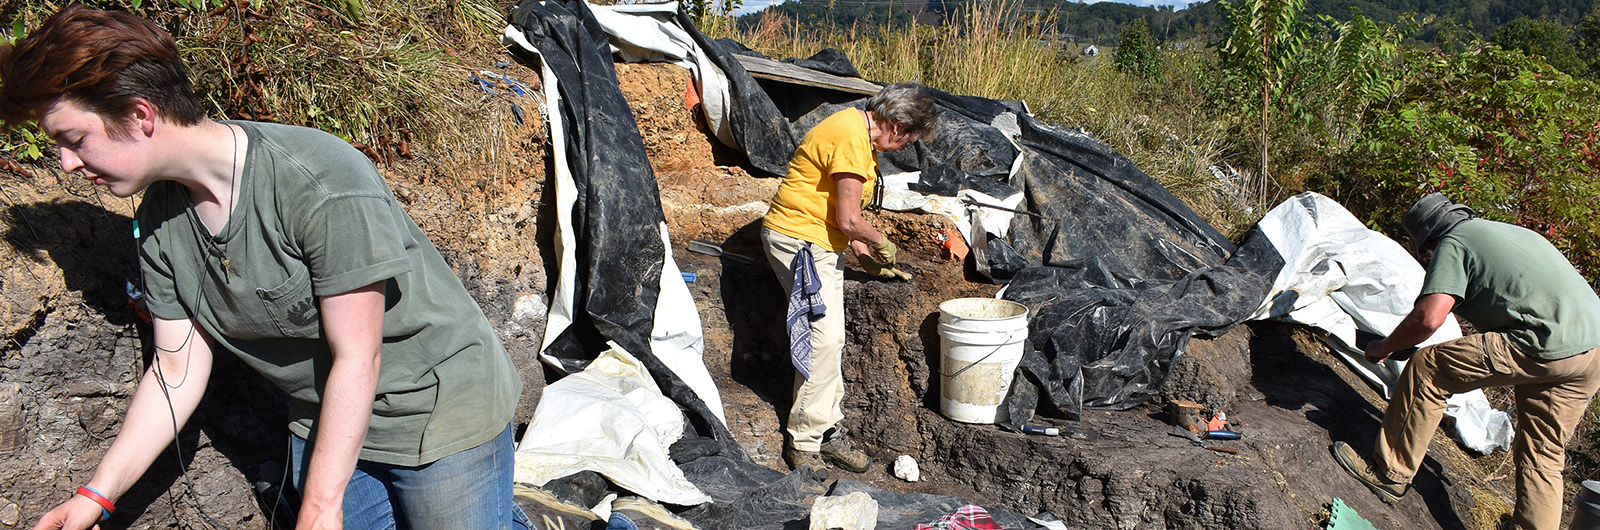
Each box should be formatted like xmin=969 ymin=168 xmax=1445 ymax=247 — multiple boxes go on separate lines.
xmin=735 ymin=0 xmax=1199 ymax=16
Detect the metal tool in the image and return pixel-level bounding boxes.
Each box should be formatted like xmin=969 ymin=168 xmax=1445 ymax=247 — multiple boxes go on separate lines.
xmin=960 ymin=196 xmax=1044 ymax=219
xmin=1168 ymin=431 xmax=1239 ymax=455
xmin=1058 ymin=424 xmax=1099 ymax=441
xmin=687 ymin=239 xmax=755 ymax=264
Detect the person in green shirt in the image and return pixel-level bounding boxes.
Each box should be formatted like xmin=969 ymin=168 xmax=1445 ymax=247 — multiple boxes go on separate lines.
xmin=1 ymin=6 xmax=524 ymax=530
xmin=1332 ymin=193 xmax=1600 ymax=530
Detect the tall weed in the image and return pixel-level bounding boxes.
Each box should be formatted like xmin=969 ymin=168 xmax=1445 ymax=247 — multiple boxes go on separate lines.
xmin=706 ymin=6 xmax=1251 ymax=235
xmin=3 ymin=0 xmax=501 ymax=164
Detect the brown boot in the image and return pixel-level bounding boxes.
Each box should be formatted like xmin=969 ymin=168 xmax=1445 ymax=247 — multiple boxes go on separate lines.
xmin=784 ymin=446 xmax=830 ymax=477
xmin=1332 ymin=441 xmax=1408 ymax=504
xmin=819 ymin=428 xmax=872 ymax=473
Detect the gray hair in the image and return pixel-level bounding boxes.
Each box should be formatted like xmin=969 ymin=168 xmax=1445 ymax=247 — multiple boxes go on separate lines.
xmin=864 ymin=82 xmax=937 ymax=139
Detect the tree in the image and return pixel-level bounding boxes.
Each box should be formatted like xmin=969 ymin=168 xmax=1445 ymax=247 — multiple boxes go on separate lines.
xmin=1575 ymin=6 xmax=1600 ymax=78
xmin=1492 ymin=17 xmax=1586 ymax=76
xmin=1430 ymin=16 xmax=1480 ymax=54
xmin=1113 ymin=18 xmax=1163 ymax=78
xmin=1216 ymin=0 xmax=1309 ymax=206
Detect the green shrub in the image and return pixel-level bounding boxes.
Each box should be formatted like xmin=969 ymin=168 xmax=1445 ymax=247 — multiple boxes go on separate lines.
xmin=1114 ymin=18 xmax=1162 ymax=79
xmin=1493 ymin=17 xmax=1587 ymax=78
xmin=1329 ymin=44 xmax=1600 ymax=284
xmin=1576 ymin=6 xmax=1600 ymax=79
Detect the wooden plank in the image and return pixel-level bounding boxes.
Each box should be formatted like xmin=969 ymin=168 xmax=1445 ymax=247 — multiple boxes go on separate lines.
xmin=731 ymin=54 xmax=882 ymax=95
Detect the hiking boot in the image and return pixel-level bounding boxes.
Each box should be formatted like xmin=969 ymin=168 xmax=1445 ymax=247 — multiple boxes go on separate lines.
xmin=1332 ymin=441 xmax=1408 ymax=504
xmin=819 ymin=430 xmax=872 ymax=473
xmin=784 ymin=446 xmax=830 ymax=475
xmin=610 ymin=497 xmax=699 ymax=530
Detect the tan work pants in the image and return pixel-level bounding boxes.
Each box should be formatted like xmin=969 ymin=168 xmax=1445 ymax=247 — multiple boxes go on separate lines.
xmin=1373 ymin=332 xmax=1600 ymax=530
xmin=761 ymin=227 xmax=847 ymax=452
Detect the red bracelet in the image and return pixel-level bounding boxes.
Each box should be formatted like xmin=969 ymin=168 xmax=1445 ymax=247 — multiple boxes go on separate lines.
xmin=76 ymin=486 xmax=115 ymax=519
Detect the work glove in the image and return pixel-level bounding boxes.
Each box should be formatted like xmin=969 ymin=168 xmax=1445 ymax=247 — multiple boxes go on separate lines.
xmin=861 ymin=259 xmax=912 ymax=281
xmin=870 ymin=239 xmax=898 ymax=265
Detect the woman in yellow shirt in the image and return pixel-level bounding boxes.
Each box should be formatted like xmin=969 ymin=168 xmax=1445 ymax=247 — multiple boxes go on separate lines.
xmin=761 ymin=82 xmax=936 ymax=474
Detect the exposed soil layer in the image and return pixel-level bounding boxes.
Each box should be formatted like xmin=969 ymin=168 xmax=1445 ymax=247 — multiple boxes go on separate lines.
xmin=0 ymin=59 xmax=1511 ymax=530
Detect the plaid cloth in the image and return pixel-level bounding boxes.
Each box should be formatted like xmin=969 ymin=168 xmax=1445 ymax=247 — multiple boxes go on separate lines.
xmin=914 ymin=505 xmax=1001 ymax=530
xmin=786 ymin=244 xmax=826 ymax=379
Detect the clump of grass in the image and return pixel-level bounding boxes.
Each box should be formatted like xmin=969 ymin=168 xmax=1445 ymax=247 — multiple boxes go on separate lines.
xmin=4 ymin=0 xmax=507 ymax=165
xmin=186 ymin=0 xmax=504 ymax=162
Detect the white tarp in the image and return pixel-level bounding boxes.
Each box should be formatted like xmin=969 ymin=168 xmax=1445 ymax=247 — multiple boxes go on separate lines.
xmin=585 ymin=2 xmax=1035 ymax=260
xmin=879 ymin=171 xmax=1022 ymax=242
xmin=1250 ymin=192 xmax=1512 ymax=454
xmin=504 ymin=20 xmax=726 ymax=426
xmin=514 ymin=343 xmax=712 ymax=506
xmin=587 ymin=3 xmax=736 ymax=148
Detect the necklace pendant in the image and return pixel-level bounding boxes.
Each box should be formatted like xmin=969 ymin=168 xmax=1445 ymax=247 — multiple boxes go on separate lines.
xmin=221 ymin=256 xmax=232 ymax=277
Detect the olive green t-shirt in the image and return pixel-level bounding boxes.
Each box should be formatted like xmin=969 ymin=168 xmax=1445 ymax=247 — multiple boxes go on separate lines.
xmin=137 ymin=121 xmax=520 ymax=466
xmin=1421 ymin=219 xmax=1600 ymax=360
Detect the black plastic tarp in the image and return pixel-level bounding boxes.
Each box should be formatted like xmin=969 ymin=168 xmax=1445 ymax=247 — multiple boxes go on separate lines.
xmin=507 ymin=2 xmax=1051 ymax=528
xmin=671 ymin=17 xmax=797 ymax=176
xmin=700 ymin=49 xmax=1284 ymax=423
xmin=990 ymin=115 xmax=1282 ymax=423
xmin=510 ymin=0 xmax=1280 ymax=525
xmin=507 ymin=0 xmax=744 ymax=461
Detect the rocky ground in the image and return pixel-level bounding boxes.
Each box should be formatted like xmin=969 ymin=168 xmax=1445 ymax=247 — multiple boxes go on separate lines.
xmin=0 ymin=57 xmax=1516 ymax=530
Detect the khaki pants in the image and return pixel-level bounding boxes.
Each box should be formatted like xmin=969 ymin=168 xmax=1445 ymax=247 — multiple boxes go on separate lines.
xmin=1374 ymin=332 xmax=1600 ymax=530
xmin=762 ymin=227 xmax=847 ymax=452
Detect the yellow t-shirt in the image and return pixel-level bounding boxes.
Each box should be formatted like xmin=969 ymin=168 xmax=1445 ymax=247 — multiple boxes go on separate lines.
xmin=764 ymin=109 xmax=877 ymax=252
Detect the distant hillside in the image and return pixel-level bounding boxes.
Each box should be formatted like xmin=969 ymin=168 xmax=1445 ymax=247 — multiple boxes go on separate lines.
xmin=1308 ymin=0 xmax=1596 ymax=37
xmin=738 ymin=0 xmax=1597 ymax=44
xmin=740 ymin=0 xmax=1221 ymax=44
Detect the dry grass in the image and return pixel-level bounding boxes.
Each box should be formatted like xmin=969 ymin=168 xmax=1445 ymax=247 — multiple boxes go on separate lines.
xmin=704 ymin=7 xmax=1260 ymax=238
xmin=5 ymin=0 xmax=520 ymax=170
xmin=181 ymin=0 xmax=501 ymax=160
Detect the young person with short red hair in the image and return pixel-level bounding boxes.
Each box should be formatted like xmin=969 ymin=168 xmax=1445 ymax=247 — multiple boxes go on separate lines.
xmin=1 ymin=6 xmax=525 ymax=530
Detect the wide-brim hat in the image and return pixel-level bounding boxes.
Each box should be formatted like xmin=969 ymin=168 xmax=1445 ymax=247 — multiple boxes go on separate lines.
xmin=1401 ymin=192 xmax=1475 ymax=254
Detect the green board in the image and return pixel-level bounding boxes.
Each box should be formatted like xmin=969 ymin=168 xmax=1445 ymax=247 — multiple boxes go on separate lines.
xmin=1327 ymin=498 xmax=1379 ymax=530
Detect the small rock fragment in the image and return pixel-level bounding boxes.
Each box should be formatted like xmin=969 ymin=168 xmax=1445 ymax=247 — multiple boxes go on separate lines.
xmin=0 ymin=383 xmax=28 ymax=455
xmin=1 ymin=498 xmax=20 ymax=527
xmin=893 ymin=454 xmax=920 ymax=482
xmin=809 ymin=491 xmax=877 ymax=530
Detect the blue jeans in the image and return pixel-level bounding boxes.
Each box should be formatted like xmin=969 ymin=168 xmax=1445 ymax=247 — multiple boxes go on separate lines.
xmin=290 ymin=424 xmax=530 ymax=530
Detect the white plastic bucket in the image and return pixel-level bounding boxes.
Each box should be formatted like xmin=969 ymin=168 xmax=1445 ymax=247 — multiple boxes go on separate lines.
xmin=1571 ymin=480 xmax=1600 ymax=530
xmin=937 ymin=298 xmax=1029 ymax=424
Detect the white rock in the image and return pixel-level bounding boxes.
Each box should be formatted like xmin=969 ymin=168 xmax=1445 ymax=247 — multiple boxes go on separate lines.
xmin=893 ymin=454 xmax=920 ymax=482
xmin=512 ymin=293 xmax=547 ymax=323
xmin=810 ymin=491 xmax=878 ymax=530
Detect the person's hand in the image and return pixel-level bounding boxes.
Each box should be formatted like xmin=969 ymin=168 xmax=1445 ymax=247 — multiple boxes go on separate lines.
xmin=31 ymin=495 xmax=105 ymax=530
xmin=1364 ymin=339 xmax=1390 ymax=364
xmin=849 ymin=240 xmax=874 ymax=263
xmin=294 ymin=501 xmax=343 ymax=530
xmin=862 ymin=259 xmax=911 ymax=281
xmin=870 ymin=239 xmax=898 ymax=265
